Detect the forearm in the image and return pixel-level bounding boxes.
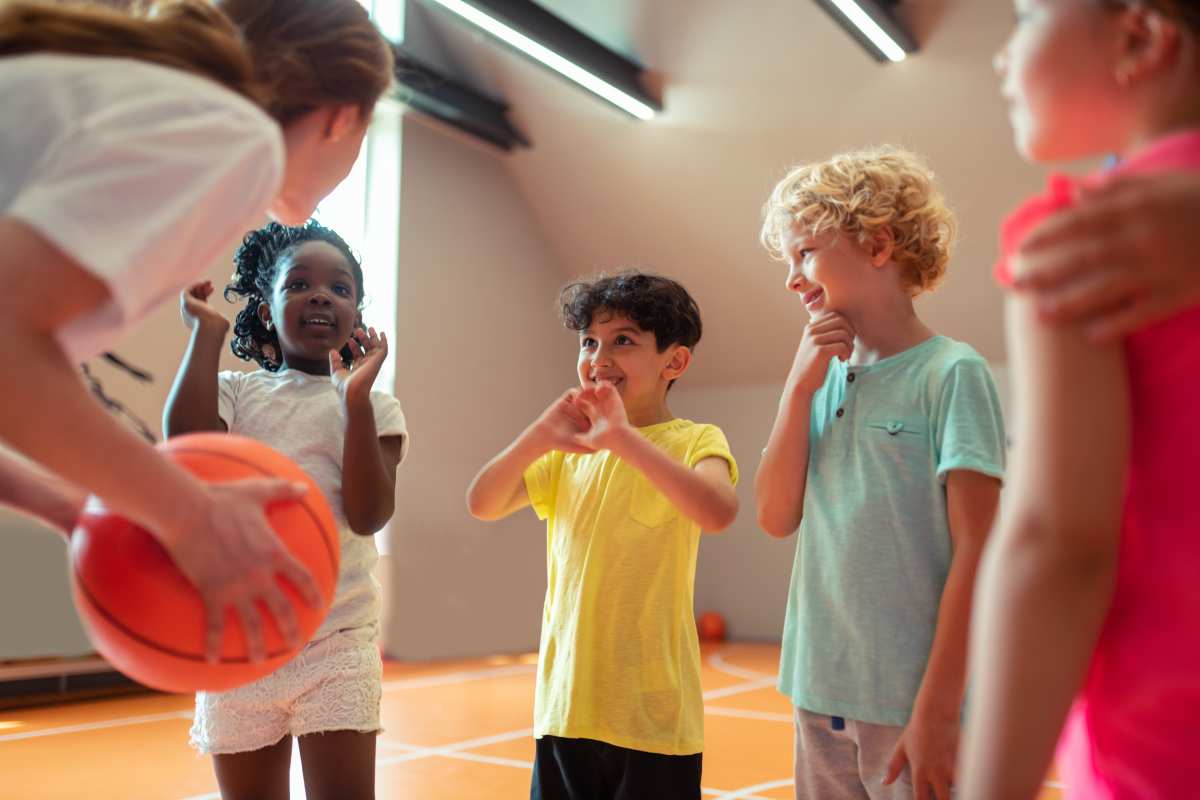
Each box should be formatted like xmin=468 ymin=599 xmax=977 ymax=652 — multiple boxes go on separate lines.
xmin=466 ymin=427 xmax=547 ymax=520
xmin=755 ymin=384 xmax=812 ymax=537
xmin=614 ymin=428 xmax=737 ymax=532
xmin=340 ymin=395 xmax=394 ymax=534
xmin=961 ymin=518 xmax=1117 ymax=799
xmin=0 ymin=325 xmax=207 ymax=544
xmin=912 ymin=541 xmax=984 ymax=722
xmin=0 ymin=448 xmax=87 ymax=535
xmin=163 ymin=323 xmax=228 ymax=437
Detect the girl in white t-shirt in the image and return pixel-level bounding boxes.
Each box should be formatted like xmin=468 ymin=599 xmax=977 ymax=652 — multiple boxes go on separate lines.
xmin=0 ymin=0 xmax=394 ymax=662
xmin=165 ymin=220 xmax=407 ymax=799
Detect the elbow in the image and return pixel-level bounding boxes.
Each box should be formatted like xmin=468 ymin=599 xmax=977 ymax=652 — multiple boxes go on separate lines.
xmin=347 ymin=500 xmax=394 ymax=536
xmin=703 ymin=498 xmax=739 ymax=534
xmin=465 ymin=489 xmax=494 ymax=522
xmin=756 ymin=506 xmax=798 ymax=539
xmin=994 ymin=509 xmax=1120 ymax=585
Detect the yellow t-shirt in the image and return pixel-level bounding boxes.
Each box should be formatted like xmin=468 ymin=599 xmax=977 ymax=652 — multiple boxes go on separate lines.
xmin=522 ymin=418 xmax=738 ymax=755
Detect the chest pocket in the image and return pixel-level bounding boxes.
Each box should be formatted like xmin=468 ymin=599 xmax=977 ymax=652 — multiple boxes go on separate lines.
xmin=866 ymin=417 xmax=930 ymax=448
xmin=630 ymin=472 xmax=679 ymax=529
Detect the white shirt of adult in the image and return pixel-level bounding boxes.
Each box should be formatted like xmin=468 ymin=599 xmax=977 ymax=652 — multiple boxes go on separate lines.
xmin=0 ymin=53 xmax=284 ymax=361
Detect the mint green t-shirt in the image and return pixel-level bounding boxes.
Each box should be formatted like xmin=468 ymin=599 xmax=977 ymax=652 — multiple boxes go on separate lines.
xmin=778 ymin=335 xmax=1006 ymax=726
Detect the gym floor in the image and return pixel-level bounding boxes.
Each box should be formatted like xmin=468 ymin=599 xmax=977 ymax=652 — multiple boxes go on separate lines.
xmin=0 ymin=642 xmax=1064 ymax=800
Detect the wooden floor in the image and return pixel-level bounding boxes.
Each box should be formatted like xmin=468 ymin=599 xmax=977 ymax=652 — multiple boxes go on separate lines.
xmin=0 ymin=643 xmax=1063 ymax=799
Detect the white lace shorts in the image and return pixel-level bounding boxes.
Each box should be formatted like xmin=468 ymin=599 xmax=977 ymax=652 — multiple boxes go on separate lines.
xmin=189 ymin=629 xmax=382 ymax=755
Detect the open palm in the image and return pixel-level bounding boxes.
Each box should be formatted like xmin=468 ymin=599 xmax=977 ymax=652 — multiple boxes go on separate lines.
xmin=331 ymin=327 xmax=387 ymax=401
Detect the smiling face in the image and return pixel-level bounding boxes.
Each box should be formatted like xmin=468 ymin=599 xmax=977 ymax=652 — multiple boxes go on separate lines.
xmin=576 ymin=310 xmax=687 ymax=411
xmin=780 ymin=223 xmax=879 ymax=315
xmin=260 ymin=240 xmax=361 ymax=373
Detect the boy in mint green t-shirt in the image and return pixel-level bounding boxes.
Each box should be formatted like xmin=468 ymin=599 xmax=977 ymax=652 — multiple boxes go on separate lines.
xmin=756 ymin=147 xmax=1006 ymax=800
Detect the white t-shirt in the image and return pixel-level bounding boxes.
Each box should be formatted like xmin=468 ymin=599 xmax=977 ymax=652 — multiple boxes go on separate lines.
xmin=217 ymin=369 xmax=409 ymax=640
xmin=0 ymin=54 xmax=284 ymax=362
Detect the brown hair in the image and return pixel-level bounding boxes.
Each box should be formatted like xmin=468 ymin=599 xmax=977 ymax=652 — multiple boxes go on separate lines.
xmin=0 ymin=0 xmax=394 ymax=126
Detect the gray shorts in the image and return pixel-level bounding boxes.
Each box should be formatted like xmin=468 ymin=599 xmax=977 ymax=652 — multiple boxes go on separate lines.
xmin=793 ymin=707 xmax=914 ymax=800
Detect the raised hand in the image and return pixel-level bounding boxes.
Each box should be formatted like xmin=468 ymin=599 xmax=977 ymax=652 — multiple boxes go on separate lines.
xmin=330 ymin=327 xmax=387 ymax=403
xmin=788 ymin=311 xmax=855 ymax=395
xmin=572 ymin=381 xmax=633 ymax=453
xmin=530 ymin=389 xmax=595 ymax=455
xmin=180 ymin=281 xmax=230 ymax=333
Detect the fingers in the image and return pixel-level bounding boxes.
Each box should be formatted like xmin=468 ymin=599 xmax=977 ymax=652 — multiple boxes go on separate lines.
xmin=1084 ymin=294 xmax=1167 ymax=343
xmin=329 ymin=349 xmax=343 ymax=374
xmin=203 ymin=599 xmax=224 ymax=664
xmin=274 ymin=545 xmax=322 ymax=609
xmin=234 ymin=599 xmax=266 ymax=663
xmin=1033 ymin=268 xmax=1140 ymax=324
xmin=242 ymin=477 xmax=309 ymax=504
xmin=883 ymin=743 xmax=907 ymax=786
xmin=1013 ymin=236 xmax=1110 ymax=292
xmin=259 ymin=576 xmax=303 ymax=649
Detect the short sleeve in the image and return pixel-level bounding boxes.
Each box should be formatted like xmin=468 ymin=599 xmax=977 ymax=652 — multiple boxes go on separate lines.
xmin=994 ymin=174 xmax=1077 ymax=287
xmin=7 ymin=71 xmax=283 ymax=361
xmin=216 ymin=370 xmax=248 ymax=430
xmin=687 ymin=424 xmax=739 ymax=486
xmin=933 ymin=359 xmax=1007 ymax=483
xmin=523 ymin=451 xmax=564 ymax=521
xmin=369 ymin=391 xmax=410 ymax=464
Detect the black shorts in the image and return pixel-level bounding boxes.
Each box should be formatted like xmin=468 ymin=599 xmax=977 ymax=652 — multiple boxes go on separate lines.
xmin=530 ymin=735 xmax=702 ymax=800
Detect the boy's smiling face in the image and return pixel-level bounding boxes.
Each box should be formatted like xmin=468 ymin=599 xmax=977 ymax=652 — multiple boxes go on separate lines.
xmin=577 ymin=311 xmax=688 ymax=412
xmin=780 ymin=223 xmax=878 ymax=315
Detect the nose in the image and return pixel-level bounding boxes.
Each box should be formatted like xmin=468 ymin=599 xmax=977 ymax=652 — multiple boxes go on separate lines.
xmin=307 ymin=291 xmax=332 ymax=306
xmin=786 ymin=263 xmax=809 ymax=295
xmin=993 ymin=46 xmax=1008 ymax=79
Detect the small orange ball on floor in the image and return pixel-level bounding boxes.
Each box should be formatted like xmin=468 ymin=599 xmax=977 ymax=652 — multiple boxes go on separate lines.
xmin=697 ymin=611 xmax=726 ymax=642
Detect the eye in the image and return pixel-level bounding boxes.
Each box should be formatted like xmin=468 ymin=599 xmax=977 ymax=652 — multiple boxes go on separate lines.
xmin=616 ymin=335 xmax=633 ymax=345
xmin=286 ymin=279 xmax=306 ymax=291
xmin=581 ymin=337 xmax=597 ymax=349
xmin=334 ymin=284 xmax=352 ymax=297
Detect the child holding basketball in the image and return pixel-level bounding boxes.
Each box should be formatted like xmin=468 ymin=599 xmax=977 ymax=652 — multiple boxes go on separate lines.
xmin=961 ymin=2 xmax=1200 ymax=798
xmin=466 ymin=271 xmax=738 ymax=800
xmin=755 ymin=147 xmax=1006 ymax=800
xmin=164 ymin=220 xmax=408 ymax=800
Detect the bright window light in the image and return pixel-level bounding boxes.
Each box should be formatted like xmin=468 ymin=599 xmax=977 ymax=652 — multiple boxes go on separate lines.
xmin=426 ymin=0 xmax=657 ymax=120
xmin=827 ymin=0 xmax=908 ymax=62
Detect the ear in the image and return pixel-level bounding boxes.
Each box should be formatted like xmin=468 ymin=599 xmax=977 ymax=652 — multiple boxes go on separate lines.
xmin=662 ymin=345 xmax=693 ymax=382
xmin=1114 ymin=4 xmax=1182 ymax=85
xmin=868 ymin=227 xmax=896 ymax=268
xmin=257 ymin=301 xmax=273 ymax=330
xmin=322 ymin=104 xmax=364 ymax=142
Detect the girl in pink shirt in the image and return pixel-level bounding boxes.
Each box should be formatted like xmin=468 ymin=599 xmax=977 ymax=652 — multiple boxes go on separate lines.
xmin=961 ymin=2 xmax=1200 ymax=799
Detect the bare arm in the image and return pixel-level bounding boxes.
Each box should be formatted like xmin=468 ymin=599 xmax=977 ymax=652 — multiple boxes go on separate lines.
xmin=960 ymin=294 xmax=1126 ymax=799
xmin=163 ymin=283 xmax=230 ymax=438
xmin=755 ymin=312 xmax=854 ymax=537
xmin=0 ymin=448 xmax=87 ymax=535
xmin=341 ymin=393 xmax=403 ymax=535
xmin=0 ymin=218 xmax=320 ymax=661
xmin=885 ymin=470 xmax=1002 ymax=800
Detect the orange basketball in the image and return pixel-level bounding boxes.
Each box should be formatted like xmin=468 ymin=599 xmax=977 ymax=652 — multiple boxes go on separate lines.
xmin=68 ymin=433 xmax=339 ymax=693
xmin=697 ymin=611 xmax=727 ymax=642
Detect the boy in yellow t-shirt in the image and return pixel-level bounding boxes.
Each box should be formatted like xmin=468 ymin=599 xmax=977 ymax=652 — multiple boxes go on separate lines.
xmin=467 ymin=271 xmax=739 ymax=799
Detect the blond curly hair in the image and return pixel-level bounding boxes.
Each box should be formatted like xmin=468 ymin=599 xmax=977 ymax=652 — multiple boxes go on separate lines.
xmin=760 ymin=146 xmax=956 ymax=296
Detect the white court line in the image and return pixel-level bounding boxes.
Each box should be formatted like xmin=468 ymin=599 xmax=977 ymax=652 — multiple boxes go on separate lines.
xmin=381 ymin=662 xmax=536 ymax=692
xmin=708 ymin=650 xmax=776 ymax=682
xmin=712 ymin=777 xmax=793 ymax=799
xmin=705 ymin=706 xmax=792 ymax=723
xmin=703 ymin=676 xmax=777 ymax=700
xmin=0 ymin=710 xmax=192 ymax=743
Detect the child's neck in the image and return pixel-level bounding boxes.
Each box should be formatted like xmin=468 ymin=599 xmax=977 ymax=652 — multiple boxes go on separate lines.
xmin=278 ymin=356 xmax=330 ymax=376
xmin=624 ymin=394 xmax=674 ymax=428
xmin=843 ymin=295 xmax=934 ymax=368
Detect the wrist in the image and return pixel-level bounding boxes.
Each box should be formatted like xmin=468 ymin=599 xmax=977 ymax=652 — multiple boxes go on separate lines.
xmin=341 ymin=389 xmax=373 ymax=416
xmin=193 ymin=318 xmax=230 ymax=341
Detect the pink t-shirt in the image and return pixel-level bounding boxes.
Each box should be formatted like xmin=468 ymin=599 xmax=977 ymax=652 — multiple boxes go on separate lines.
xmin=996 ymin=129 xmax=1200 ymax=799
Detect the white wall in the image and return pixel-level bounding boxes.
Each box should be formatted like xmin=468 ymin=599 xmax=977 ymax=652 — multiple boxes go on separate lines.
xmin=382 ymin=116 xmax=576 ymax=660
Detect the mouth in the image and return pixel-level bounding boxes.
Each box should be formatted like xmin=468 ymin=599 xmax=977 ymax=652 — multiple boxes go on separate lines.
xmin=802 ymin=288 xmax=825 ymax=309
xmin=300 ymin=315 xmax=338 ymax=329
xmin=590 ymin=374 xmax=624 ymax=389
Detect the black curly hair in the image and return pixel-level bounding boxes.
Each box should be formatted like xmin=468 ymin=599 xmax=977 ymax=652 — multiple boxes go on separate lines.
xmin=559 ymin=270 xmax=702 ymax=353
xmin=225 ymin=220 xmax=365 ymax=371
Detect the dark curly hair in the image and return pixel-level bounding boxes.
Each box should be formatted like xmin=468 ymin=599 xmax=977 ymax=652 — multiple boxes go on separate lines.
xmin=225 ymin=220 xmax=365 ymax=371
xmin=559 ymin=270 xmax=702 ymax=353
